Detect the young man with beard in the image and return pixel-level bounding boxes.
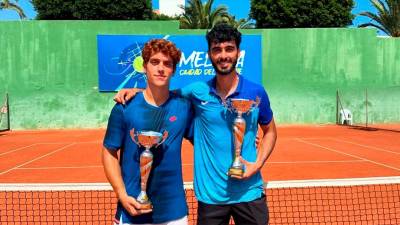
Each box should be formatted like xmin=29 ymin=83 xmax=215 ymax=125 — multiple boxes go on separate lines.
xmin=115 ymin=24 xmax=277 ymax=225
xmin=103 ymin=39 xmax=192 ymax=225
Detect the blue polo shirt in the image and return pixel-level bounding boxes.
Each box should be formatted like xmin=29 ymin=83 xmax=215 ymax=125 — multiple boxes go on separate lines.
xmin=180 ymin=75 xmax=273 ymax=204
xmin=103 ymin=92 xmax=192 ymax=224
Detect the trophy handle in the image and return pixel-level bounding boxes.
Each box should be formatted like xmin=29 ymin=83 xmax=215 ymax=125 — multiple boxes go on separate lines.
xmin=247 ymin=97 xmax=261 ymax=115
xmin=130 ymin=128 xmax=140 ymax=146
xmin=223 ymin=99 xmax=234 ymax=113
xmin=156 ymin=130 xmax=169 ymax=147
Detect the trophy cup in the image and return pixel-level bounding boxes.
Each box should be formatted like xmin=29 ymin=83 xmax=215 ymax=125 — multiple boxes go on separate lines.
xmin=225 ymin=98 xmax=259 ymax=177
xmin=130 ymin=129 xmax=168 ymax=209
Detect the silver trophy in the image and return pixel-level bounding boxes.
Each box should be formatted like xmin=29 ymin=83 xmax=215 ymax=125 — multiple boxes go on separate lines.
xmin=130 ymin=129 xmax=168 ymax=209
xmin=225 ymin=98 xmax=259 ymax=177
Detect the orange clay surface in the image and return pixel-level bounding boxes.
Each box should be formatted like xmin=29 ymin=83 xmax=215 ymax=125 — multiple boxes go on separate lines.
xmin=1 ymin=125 xmax=399 ymax=183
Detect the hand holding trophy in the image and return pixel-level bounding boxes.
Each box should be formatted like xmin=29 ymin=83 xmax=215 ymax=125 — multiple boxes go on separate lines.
xmin=224 ymin=98 xmax=259 ymax=178
xmin=130 ymin=129 xmax=168 ymax=209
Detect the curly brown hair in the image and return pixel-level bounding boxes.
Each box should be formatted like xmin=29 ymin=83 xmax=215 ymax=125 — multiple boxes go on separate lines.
xmin=142 ymin=39 xmax=182 ymax=71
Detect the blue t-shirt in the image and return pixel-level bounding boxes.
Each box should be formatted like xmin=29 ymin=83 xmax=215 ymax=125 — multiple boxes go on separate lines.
xmin=180 ymin=76 xmax=273 ymax=204
xmin=103 ymin=92 xmax=192 ymax=224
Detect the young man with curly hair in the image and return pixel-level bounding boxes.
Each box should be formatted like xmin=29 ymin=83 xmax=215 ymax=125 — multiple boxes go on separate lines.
xmin=103 ymin=39 xmax=192 ymax=225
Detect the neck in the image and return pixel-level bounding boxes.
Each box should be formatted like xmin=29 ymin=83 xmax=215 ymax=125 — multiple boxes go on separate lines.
xmin=144 ymin=84 xmax=169 ymax=106
xmin=216 ymin=72 xmax=239 ymax=100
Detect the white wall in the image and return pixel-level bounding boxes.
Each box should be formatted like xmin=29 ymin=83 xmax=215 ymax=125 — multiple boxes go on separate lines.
xmin=159 ymin=0 xmax=185 ymax=16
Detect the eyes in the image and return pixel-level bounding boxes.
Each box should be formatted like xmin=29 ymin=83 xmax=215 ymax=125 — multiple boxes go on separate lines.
xmin=149 ymin=59 xmax=173 ymax=68
xmin=210 ymin=46 xmax=237 ymax=54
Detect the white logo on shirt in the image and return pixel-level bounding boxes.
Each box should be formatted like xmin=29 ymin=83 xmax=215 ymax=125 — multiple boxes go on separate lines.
xmin=201 ymin=101 xmax=209 ymax=105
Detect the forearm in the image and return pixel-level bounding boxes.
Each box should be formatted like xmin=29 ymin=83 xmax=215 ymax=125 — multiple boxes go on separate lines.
xmin=254 ymin=122 xmax=277 ymax=169
xmin=133 ymin=88 xmax=145 ymax=91
xmin=102 ymin=148 xmax=127 ymax=199
xmin=255 ymin=133 xmax=276 ymax=167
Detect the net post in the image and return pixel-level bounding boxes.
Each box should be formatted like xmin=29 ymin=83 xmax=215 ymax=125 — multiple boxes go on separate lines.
xmin=0 ymin=93 xmax=10 ymax=131
xmin=336 ymin=90 xmax=345 ymax=125
xmin=336 ymin=90 xmax=339 ymax=124
xmin=6 ymin=93 xmax=9 ymax=131
xmin=365 ymin=89 xmax=368 ymax=128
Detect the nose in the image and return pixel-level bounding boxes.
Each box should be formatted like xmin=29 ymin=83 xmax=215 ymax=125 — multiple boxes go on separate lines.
xmin=157 ymin=64 xmax=165 ymax=73
xmin=219 ymin=50 xmax=230 ymax=61
xmin=220 ymin=49 xmax=227 ymax=58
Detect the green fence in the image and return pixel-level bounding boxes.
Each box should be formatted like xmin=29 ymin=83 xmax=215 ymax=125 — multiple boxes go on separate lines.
xmin=0 ymin=21 xmax=399 ymax=129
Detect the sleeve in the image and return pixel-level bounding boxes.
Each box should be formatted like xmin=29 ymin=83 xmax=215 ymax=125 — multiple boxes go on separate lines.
xmin=175 ymin=82 xmax=198 ymax=99
xmin=103 ymin=104 xmax=126 ymax=151
xmin=258 ymin=88 xmax=274 ymax=125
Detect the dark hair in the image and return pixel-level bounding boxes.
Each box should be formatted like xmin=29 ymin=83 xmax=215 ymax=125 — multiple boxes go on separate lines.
xmin=142 ymin=39 xmax=181 ymax=71
xmin=206 ymin=23 xmax=242 ymax=49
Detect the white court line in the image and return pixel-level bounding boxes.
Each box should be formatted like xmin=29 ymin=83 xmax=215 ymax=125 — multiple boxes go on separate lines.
xmin=276 ymin=137 xmax=331 ymax=141
xmin=268 ymin=160 xmax=365 ymax=164
xmin=16 ymin=165 xmax=103 ymax=170
xmin=182 ymin=160 xmax=366 ymax=166
xmin=331 ymin=138 xmax=400 ymax=155
xmin=296 ymin=138 xmax=400 ymax=172
xmin=0 ymin=141 xmax=100 ymax=157
xmin=34 ymin=141 xmax=101 ymax=145
xmin=0 ymin=181 xmax=195 ymax=191
xmin=0 ymin=143 xmax=76 ymax=176
xmin=0 ymin=183 xmax=113 ymax=191
xmin=0 ymin=144 xmax=38 ymax=157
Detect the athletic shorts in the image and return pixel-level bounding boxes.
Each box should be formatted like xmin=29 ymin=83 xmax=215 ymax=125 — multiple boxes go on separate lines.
xmin=197 ymin=194 xmax=268 ymax=225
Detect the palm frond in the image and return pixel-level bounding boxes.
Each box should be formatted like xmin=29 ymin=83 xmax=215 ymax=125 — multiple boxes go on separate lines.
xmin=358 ymin=22 xmax=391 ymax=35
xmin=357 ymin=0 xmax=400 ymax=37
xmin=236 ymin=19 xmax=255 ymax=29
xmin=371 ymin=0 xmax=387 ymax=15
xmin=359 ymin=11 xmax=385 ymax=24
xmin=0 ymin=0 xmax=26 ymax=19
xmin=209 ymin=6 xmax=229 ymax=27
xmin=180 ymin=0 xmax=233 ymax=29
xmin=8 ymin=2 xmax=26 ymax=18
xmin=2 ymin=0 xmax=10 ymax=8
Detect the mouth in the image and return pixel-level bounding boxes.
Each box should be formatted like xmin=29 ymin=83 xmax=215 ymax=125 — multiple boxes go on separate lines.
xmin=154 ymin=75 xmax=168 ymax=80
xmin=218 ymin=61 xmax=232 ymax=69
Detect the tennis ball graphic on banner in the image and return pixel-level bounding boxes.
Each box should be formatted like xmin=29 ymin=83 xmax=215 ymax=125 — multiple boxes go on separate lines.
xmin=133 ymin=56 xmax=144 ymax=73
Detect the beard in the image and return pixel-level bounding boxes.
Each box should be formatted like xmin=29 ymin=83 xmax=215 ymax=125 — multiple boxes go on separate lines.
xmin=211 ymin=57 xmax=238 ymax=76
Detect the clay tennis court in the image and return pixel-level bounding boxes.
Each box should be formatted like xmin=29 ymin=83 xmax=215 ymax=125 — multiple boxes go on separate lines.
xmin=1 ymin=125 xmax=399 ymax=182
xmin=1 ymin=124 xmax=399 ymax=224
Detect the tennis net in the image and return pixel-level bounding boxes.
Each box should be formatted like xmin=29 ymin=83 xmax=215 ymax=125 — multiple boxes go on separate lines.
xmin=1 ymin=177 xmax=399 ymax=224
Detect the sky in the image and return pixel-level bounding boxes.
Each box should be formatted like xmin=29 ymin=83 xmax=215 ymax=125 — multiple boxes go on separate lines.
xmin=0 ymin=0 xmax=383 ymax=35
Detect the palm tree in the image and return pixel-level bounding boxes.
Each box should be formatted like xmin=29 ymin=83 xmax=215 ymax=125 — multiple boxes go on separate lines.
xmin=358 ymin=0 xmax=400 ymax=37
xmin=0 ymin=0 xmax=26 ymax=19
xmin=219 ymin=16 xmax=255 ymax=29
xmin=179 ymin=0 xmax=230 ymax=29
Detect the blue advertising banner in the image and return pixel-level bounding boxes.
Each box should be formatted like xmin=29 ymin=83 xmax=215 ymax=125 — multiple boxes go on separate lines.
xmin=97 ymin=34 xmax=261 ymax=91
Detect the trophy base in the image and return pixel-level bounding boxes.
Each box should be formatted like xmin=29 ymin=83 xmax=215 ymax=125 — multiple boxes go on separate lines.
xmin=228 ymin=168 xmax=244 ymax=177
